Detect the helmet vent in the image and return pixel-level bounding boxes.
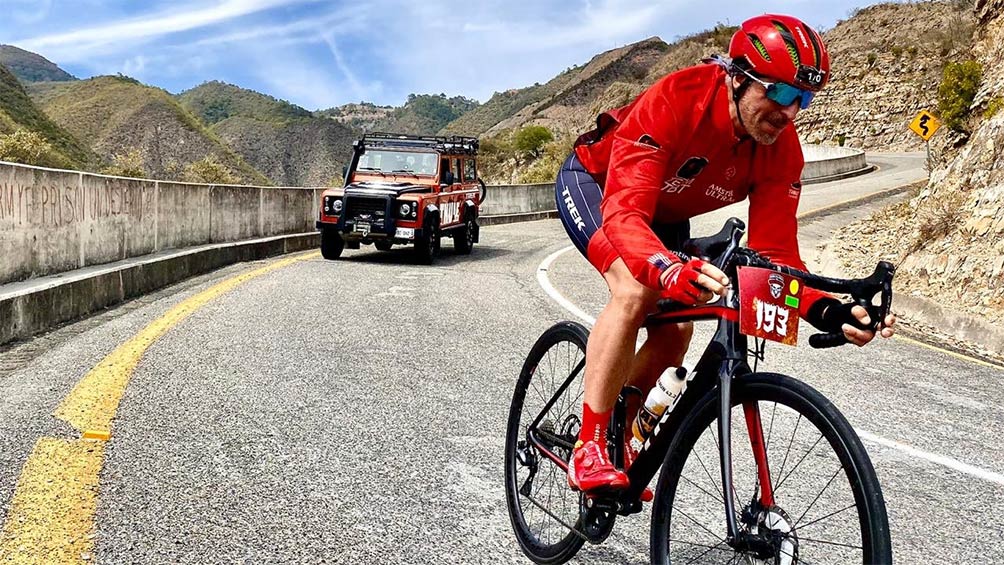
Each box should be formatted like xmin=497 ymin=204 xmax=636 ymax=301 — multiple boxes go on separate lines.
xmin=771 ymin=20 xmax=801 ymax=67
xmin=749 ymin=35 xmax=772 ymax=61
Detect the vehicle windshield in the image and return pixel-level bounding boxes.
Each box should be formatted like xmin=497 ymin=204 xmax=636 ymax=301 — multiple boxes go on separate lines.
xmin=356 ymin=150 xmax=438 ymax=175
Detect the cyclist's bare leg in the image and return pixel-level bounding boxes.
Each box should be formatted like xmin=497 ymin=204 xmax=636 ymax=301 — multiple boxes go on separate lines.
xmin=622 ymin=322 xmax=693 ymax=437
xmin=583 ymin=259 xmax=661 ymax=413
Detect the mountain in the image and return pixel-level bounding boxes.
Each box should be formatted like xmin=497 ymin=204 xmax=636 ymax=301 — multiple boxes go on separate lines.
xmin=320 ymin=94 xmax=478 ymax=136
xmin=440 ymin=29 xmax=737 ymax=139
xmin=798 ymin=1 xmax=976 ymax=151
xmin=179 ymin=81 xmax=357 ymax=186
xmin=0 ymin=45 xmax=76 ymax=83
xmin=316 ymin=102 xmax=394 ymax=132
xmin=27 ymin=75 xmax=268 ymax=184
xmin=0 ymin=62 xmax=93 ymax=168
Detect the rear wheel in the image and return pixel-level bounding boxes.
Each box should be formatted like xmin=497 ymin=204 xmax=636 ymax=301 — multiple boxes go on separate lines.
xmin=649 ymin=372 xmax=891 ymax=564
xmin=454 ymin=218 xmax=475 ymax=254
xmin=505 ymin=322 xmax=594 ymax=564
xmin=320 ymin=228 xmax=344 ymax=260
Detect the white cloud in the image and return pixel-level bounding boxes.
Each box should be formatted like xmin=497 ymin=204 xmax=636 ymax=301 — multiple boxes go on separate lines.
xmin=18 ymin=0 xmax=317 ymax=60
xmin=122 ymin=55 xmax=147 ymax=76
xmin=8 ymin=0 xmax=53 ymax=25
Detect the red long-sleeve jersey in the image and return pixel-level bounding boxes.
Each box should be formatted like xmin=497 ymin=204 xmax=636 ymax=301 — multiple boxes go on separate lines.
xmin=575 ymin=63 xmax=825 ymax=316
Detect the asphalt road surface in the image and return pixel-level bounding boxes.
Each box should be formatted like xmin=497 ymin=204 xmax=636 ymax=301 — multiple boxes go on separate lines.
xmin=2 ymin=152 xmax=1002 ymax=564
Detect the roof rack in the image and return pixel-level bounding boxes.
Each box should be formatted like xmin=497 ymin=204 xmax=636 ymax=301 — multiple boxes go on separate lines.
xmin=361 ymin=132 xmax=479 ymax=155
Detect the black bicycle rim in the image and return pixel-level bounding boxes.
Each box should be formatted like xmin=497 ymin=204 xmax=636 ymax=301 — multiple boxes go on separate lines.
xmin=650 ymin=372 xmax=891 ymax=564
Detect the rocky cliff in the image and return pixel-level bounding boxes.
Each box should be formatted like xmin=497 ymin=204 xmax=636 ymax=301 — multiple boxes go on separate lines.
xmin=827 ymin=0 xmax=1003 ymax=353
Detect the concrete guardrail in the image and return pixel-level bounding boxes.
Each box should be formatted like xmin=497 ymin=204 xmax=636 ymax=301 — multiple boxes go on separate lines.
xmin=0 ymin=143 xmax=874 ymax=344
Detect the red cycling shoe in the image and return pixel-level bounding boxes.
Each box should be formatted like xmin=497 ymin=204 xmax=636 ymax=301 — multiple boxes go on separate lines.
xmin=567 ymin=440 xmax=629 ymax=492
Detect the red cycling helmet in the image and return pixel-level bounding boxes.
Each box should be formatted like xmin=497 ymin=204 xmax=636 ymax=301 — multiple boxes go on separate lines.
xmin=729 ymin=14 xmax=830 ymax=91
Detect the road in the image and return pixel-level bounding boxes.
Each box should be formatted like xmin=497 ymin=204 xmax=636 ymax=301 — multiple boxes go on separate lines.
xmin=2 ymin=152 xmax=1002 ymax=564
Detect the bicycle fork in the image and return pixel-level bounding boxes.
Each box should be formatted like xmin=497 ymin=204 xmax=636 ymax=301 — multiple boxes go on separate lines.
xmin=718 ymin=362 xmax=776 ymax=550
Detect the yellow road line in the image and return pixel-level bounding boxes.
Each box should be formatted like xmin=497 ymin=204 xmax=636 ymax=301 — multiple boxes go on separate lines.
xmin=0 ymin=250 xmax=319 ymax=563
xmin=893 ymin=333 xmax=1004 ymax=371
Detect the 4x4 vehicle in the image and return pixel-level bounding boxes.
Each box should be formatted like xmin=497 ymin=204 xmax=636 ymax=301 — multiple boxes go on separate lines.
xmin=316 ymin=132 xmax=485 ymax=264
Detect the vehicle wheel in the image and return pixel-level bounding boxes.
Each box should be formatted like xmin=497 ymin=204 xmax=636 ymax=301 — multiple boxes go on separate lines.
xmin=320 ymin=228 xmax=344 ymax=260
xmin=505 ymin=321 xmax=595 ymax=564
xmin=477 ymin=178 xmax=487 ymax=203
xmin=414 ymin=220 xmax=439 ymax=265
xmin=375 ymin=241 xmax=393 ymax=251
xmin=649 ymin=372 xmax=891 ymax=564
xmin=454 ymin=218 xmax=475 ymax=254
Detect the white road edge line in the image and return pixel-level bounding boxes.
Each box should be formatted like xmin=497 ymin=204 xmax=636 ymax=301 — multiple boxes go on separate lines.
xmin=537 ymin=246 xmax=596 ymax=326
xmin=536 ymin=245 xmax=1004 ymax=487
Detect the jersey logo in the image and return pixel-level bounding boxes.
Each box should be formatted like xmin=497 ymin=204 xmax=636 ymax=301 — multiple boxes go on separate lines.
xmin=724 ymin=166 xmax=736 ymax=180
xmin=788 ymin=182 xmax=802 ymax=199
xmin=677 ymin=157 xmax=709 ymax=179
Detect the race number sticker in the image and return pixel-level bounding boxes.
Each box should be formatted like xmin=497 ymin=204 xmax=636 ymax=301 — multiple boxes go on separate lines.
xmin=738 ymin=267 xmax=803 ymax=346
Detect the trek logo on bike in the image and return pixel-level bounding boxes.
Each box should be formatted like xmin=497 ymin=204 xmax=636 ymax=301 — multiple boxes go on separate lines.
xmin=738 ymin=267 xmax=803 ymax=346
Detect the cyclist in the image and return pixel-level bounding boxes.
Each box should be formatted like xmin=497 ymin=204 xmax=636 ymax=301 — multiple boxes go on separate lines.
xmin=555 ymin=14 xmax=897 ymax=493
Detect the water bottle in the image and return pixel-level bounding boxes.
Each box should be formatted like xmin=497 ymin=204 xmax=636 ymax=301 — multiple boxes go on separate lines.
xmin=632 ymin=366 xmax=689 ymax=442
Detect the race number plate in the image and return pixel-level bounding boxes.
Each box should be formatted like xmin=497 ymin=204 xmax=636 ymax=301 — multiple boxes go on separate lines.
xmin=738 ymin=267 xmax=803 ymax=346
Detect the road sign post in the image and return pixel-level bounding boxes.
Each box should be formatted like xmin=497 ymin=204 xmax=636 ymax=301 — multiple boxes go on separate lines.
xmin=909 ymin=110 xmax=942 ymax=172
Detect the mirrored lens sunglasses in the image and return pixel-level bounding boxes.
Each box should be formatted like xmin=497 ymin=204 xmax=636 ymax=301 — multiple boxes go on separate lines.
xmin=741 ymin=70 xmax=815 ymax=110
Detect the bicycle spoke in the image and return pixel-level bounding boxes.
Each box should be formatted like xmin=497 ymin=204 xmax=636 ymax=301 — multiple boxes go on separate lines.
xmin=683 ymin=539 xmax=732 ymax=564
xmin=793 ymin=465 xmax=843 ymax=529
xmin=798 ymin=536 xmax=863 ymax=550
xmin=774 ymin=432 xmax=826 ymax=494
xmin=796 ymin=502 xmax=856 ymax=530
xmin=679 ymin=473 xmax=725 ymax=505
xmin=690 ymin=445 xmax=724 ymax=504
xmin=673 ymin=507 xmax=728 ymax=546
xmin=772 ymin=414 xmax=802 ymax=488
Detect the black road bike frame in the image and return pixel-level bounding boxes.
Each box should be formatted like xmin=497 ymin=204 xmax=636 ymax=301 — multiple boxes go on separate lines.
xmin=524 ymin=217 xmax=895 ymax=548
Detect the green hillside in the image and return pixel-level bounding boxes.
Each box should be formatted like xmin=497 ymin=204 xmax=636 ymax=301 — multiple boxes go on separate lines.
xmin=29 ymin=75 xmax=268 ymax=184
xmin=180 ymin=82 xmax=357 ymax=186
xmin=0 ymin=45 xmax=76 ymax=83
xmin=0 ymin=63 xmax=93 ymax=168
xmin=179 ymin=80 xmax=312 ymax=125
xmin=370 ymin=93 xmax=479 ymax=135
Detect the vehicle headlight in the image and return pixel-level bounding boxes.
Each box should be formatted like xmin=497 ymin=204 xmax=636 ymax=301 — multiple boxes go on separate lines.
xmin=399 ymin=203 xmax=411 ymax=217
xmin=333 ymin=199 xmax=343 ymax=213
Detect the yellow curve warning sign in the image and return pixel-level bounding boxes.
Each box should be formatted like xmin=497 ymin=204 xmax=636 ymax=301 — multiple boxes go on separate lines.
xmin=909 ymin=110 xmax=941 ymax=141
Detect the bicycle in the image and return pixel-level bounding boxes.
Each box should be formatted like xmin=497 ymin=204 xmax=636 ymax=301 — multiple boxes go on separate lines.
xmin=505 ymin=217 xmax=894 ymax=564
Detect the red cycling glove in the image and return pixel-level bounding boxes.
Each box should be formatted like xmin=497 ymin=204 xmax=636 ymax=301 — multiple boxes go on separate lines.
xmin=661 ymin=259 xmax=708 ymax=305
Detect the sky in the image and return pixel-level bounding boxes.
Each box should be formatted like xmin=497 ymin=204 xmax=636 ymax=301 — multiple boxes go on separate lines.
xmin=1 ymin=0 xmax=904 ymax=111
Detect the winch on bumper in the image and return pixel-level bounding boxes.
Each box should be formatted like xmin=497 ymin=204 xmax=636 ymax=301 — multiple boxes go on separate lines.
xmin=316 ymin=193 xmax=423 ymax=244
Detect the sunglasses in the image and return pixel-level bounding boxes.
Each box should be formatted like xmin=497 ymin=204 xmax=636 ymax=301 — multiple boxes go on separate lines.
xmin=740 ymin=69 xmax=815 ymax=110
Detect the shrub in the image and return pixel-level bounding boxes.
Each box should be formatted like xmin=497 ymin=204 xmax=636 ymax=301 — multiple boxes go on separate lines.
xmin=183 ymin=154 xmax=238 ymax=184
xmin=984 ymin=97 xmax=1004 ymax=119
xmin=937 ymin=60 xmax=982 ymax=132
xmin=514 ymin=125 xmax=554 ymax=158
xmin=906 ymin=46 xmax=919 ymax=58
xmin=0 ymin=128 xmax=64 ymax=168
xmin=912 ymin=188 xmax=967 ymax=252
xmin=102 ymin=149 xmax=147 ymax=178
xmin=866 ymin=53 xmax=877 ymax=66
xmin=834 ymin=134 xmax=847 ymax=147
xmin=891 ymin=46 xmax=903 ymax=58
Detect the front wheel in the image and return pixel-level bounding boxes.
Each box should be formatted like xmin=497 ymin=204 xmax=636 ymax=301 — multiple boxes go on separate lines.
xmin=454 ymin=218 xmax=476 ymax=254
xmin=320 ymin=228 xmax=344 ymax=260
xmin=505 ymin=322 xmax=593 ymax=564
xmin=650 ymin=372 xmax=890 ymax=565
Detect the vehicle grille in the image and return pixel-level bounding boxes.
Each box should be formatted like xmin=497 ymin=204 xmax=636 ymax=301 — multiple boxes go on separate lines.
xmin=345 ymin=196 xmax=388 ymax=221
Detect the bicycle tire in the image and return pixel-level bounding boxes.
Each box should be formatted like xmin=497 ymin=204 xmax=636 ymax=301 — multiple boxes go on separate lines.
xmin=505 ymin=321 xmax=591 ymax=564
xmin=650 ymin=372 xmax=891 ymax=564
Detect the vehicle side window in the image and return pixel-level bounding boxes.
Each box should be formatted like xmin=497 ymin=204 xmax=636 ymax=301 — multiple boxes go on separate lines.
xmin=440 ymin=158 xmax=450 ymax=182
xmin=464 ymin=159 xmax=477 ymax=182
xmin=452 ymin=158 xmax=461 ymax=183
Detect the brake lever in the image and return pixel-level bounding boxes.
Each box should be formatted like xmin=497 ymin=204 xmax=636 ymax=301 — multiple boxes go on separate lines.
xmin=809 ymin=261 xmax=895 ymax=349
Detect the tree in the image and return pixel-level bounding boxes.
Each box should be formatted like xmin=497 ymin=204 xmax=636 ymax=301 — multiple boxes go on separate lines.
xmin=0 ymin=129 xmax=62 ymax=168
xmin=184 ymin=154 xmax=238 ymax=184
xmin=514 ymin=125 xmax=554 ymax=159
xmin=938 ymin=60 xmax=982 ymax=132
xmin=103 ymin=149 xmax=147 ymax=178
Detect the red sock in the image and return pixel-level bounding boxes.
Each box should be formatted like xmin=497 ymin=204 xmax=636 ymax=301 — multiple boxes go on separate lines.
xmin=579 ymin=403 xmax=611 ymax=450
